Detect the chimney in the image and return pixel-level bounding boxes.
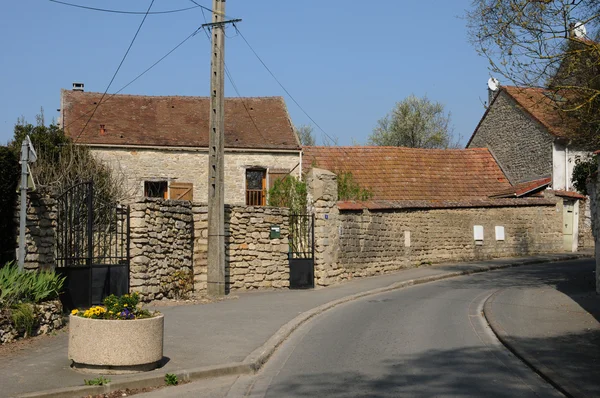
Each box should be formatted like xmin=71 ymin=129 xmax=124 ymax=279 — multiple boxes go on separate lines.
xmin=72 ymin=82 xmax=84 ymax=92
xmin=100 ymin=124 xmax=106 ymax=135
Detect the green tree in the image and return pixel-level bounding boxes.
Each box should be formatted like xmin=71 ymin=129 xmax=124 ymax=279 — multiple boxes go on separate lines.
xmin=336 ymin=171 xmax=372 ymax=201
xmin=267 ymin=175 xmax=307 ymax=215
xmin=295 ymin=125 xmax=316 ymax=146
xmin=466 ymin=0 xmax=600 ymax=148
xmin=368 ymin=95 xmax=456 ymax=148
xmin=9 ymin=115 xmax=131 ymax=205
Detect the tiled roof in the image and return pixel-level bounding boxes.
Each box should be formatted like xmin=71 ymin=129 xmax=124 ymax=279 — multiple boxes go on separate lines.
xmin=489 ymin=177 xmax=552 ymax=198
xmin=60 ymin=90 xmax=300 ymax=150
xmin=302 ymin=146 xmax=512 ymax=201
xmin=552 ymin=190 xmax=587 ymax=200
xmin=502 ymin=86 xmax=577 ymax=138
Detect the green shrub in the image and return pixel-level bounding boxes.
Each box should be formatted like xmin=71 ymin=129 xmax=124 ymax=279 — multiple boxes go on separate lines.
xmin=572 ymin=155 xmax=598 ymax=195
xmin=11 ymin=302 xmax=36 ymax=336
xmin=84 ymin=376 xmax=111 ymax=386
xmin=0 ymin=263 xmax=65 ymax=308
xmin=165 ymin=373 xmax=178 ymax=386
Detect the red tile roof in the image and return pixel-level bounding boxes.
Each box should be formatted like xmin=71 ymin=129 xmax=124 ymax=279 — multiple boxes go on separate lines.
xmin=302 ymin=146 xmax=512 ymax=201
xmin=502 ymin=86 xmax=577 ymax=138
xmin=489 ymin=177 xmax=552 ymax=198
xmin=60 ymin=90 xmax=300 ymax=150
xmin=552 ymin=190 xmax=587 ymax=200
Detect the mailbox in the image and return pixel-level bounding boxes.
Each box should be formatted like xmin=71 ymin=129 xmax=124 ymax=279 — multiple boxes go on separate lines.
xmin=270 ymin=225 xmax=281 ymax=239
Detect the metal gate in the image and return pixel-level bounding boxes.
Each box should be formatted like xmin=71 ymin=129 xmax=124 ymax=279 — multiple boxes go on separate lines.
xmin=289 ymin=214 xmax=314 ymax=289
xmin=56 ymin=182 xmax=130 ymax=309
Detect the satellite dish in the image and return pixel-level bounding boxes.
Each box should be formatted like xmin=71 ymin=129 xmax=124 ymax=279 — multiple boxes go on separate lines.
xmin=487 ymin=77 xmax=500 ymax=92
xmin=573 ymin=22 xmax=587 ymax=38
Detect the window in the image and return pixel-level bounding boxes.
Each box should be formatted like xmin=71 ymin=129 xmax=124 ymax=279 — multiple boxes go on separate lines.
xmin=246 ymin=169 xmax=266 ymax=206
xmin=144 ymin=181 xmax=168 ymax=199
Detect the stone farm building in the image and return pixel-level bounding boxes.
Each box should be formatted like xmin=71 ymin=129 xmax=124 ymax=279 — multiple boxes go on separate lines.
xmin=60 ymin=87 xmax=302 ymax=205
xmin=467 ymin=85 xmax=594 ymax=251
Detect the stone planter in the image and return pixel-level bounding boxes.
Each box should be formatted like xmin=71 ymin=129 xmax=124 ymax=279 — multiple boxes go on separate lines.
xmin=68 ymin=314 xmax=164 ymax=374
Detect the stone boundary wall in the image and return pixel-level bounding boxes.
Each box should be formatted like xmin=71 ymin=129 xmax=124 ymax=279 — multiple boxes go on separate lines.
xmin=14 ymin=189 xmax=57 ymax=271
xmin=0 ymin=300 xmax=64 ymax=345
xmin=306 ymin=168 xmax=564 ymax=287
xmin=129 ymin=199 xmax=194 ymax=302
xmin=192 ymin=205 xmax=290 ymax=292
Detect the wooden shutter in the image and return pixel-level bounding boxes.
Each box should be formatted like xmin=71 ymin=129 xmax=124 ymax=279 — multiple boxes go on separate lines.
xmin=169 ymin=182 xmax=193 ymax=201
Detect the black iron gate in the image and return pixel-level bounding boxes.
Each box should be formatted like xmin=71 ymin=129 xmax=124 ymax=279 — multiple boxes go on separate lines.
xmin=289 ymin=214 xmax=314 ymax=289
xmin=56 ymin=182 xmax=130 ymax=309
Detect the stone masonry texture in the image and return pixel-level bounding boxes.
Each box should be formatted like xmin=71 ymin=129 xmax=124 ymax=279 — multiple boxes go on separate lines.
xmin=192 ymin=205 xmax=290 ymax=292
xmin=129 ymin=199 xmax=194 ymax=302
xmin=1 ymin=300 xmax=64 ymax=345
xmin=306 ymin=168 xmax=564 ymax=287
xmin=468 ymin=91 xmax=554 ymax=184
xmin=91 ymin=148 xmax=301 ymax=204
xmin=15 ymin=189 xmax=57 ymax=271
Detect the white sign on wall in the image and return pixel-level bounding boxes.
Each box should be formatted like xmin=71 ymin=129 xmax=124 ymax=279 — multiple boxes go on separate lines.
xmin=495 ymin=226 xmax=505 ymax=241
xmin=473 ymin=225 xmax=484 ymax=241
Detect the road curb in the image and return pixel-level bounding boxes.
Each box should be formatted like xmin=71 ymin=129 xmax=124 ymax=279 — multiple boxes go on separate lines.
xmin=18 ymin=253 xmax=590 ymax=398
xmin=483 ymin=287 xmax=585 ymax=398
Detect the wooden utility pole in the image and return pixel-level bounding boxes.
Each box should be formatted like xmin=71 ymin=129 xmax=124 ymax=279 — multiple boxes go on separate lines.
xmin=207 ymin=0 xmax=243 ymax=296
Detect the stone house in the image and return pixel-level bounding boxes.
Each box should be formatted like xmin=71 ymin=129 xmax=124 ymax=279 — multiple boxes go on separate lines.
xmin=59 ymin=87 xmax=302 ymax=205
xmin=467 ymin=85 xmax=594 ymax=251
xmin=302 ymin=146 xmax=564 ymax=286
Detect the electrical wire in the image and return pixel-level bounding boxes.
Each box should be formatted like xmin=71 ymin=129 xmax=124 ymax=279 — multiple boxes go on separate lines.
xmin=189 ymin=0 xmax=233 ymax=20
xmin=198 ymin=26 xmax=269 ymax=144
xmin=73 ymin=0 xmax=155 ymax=142
xmin=233 ymin=25 xmax=342 ymax=148
xmin=233 ymin=25 xmax=372 ymax=176
xmin=49 ymin=0 xmax=200 ymax=15
xmin=63 ymin=26 xmax=203 ymax=131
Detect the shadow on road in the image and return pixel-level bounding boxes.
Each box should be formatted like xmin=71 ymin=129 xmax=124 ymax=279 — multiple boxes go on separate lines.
xmin=265 ymin=328 xmax=600 ymax=398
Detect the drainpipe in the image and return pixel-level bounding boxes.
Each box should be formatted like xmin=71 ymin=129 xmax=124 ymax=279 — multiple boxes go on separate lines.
xmin=299 ymin=150 xmax=303 ymax=181
xmin=565 ymin=144 xmax=569 ymax=190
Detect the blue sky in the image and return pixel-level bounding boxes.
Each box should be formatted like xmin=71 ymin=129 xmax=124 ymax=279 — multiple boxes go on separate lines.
xmin=0 ymin=0 xmax=492 ymax=146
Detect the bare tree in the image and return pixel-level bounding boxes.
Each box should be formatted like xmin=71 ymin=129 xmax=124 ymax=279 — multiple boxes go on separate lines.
xmin=295 ymin=124 xmax=316 ymax=146
xmin=467 ymin=0 xmax=600 ymax=147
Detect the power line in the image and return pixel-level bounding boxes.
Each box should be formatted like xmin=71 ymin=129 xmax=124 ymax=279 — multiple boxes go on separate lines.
xmin=233 ymin=25 xmax=340 ymax=148
xmin=49 ymin=0 xmax=199 ymax=15
xmin=74 ymin=0 xmax=156 ymax=142
xmin=64 ymin=26 xmax=203 ymax=131
xmin=189 ymin=0 xmax=233 ymax=20
xmin=233 ymin=25 xmax=372 ymax=175
xmin=198 ymin=26 xmax=269 ymax=145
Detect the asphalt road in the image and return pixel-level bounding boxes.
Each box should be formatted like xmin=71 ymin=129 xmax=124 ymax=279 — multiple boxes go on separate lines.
xmin=140 ymin=261 xmax=593 ymax=397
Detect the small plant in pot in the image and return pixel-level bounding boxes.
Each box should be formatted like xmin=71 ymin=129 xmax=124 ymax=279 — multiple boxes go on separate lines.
xmin=69 ymin=292 xmax=164 ymax=374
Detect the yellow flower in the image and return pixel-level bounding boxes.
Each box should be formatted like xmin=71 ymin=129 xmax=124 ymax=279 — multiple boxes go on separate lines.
xmin=124 ymin=304 xmax=128 ymax=307
xmin=71 ymin=309 xmax=79 ymax=315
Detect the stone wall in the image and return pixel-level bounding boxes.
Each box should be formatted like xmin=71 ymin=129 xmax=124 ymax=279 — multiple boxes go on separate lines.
xmin=306 ymin=168 xmax=563 ymax=287
xmin=468 ymin=91 xmax=554 ymax=184
xmin=192 ymin=205 xmax=290 ymax=292
xmin=129 ymin=199 xmax=194 ymax=301
xmin=0 ymin=300 xmax=64 ymax=345
xmin=92 ymin=147 xmax=301 ymax=205
xmin=129 ymin=199 xmax=290 ymax=300
xmin=15 ymin=189 xmax=57 ymax=271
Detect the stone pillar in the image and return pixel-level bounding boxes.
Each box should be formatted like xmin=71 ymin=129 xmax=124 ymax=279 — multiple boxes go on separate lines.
xmin=305 ymin=168 xmax=343 ymax=286
xmin=192 ymin=204 xmax=209 ymax=293
xmin=14 ymin=189 xmax=57 ymax=271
